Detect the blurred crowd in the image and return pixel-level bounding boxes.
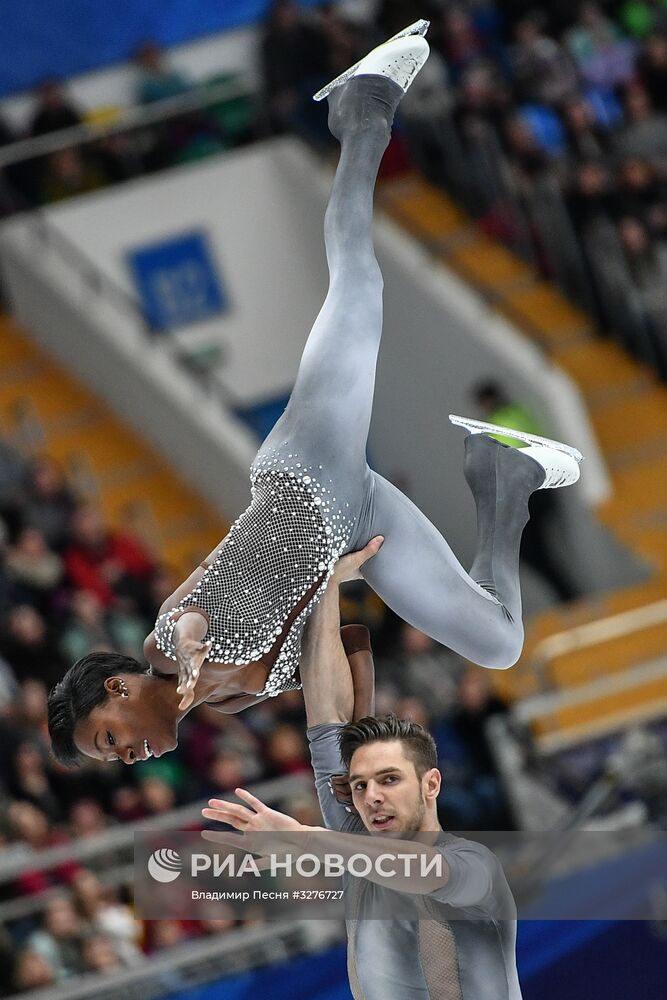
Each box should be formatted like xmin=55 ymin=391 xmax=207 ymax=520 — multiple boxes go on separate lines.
xmin=0 ymin=432 xmax=513 ymax=995
xmin=0 ymin=45 xmax=250 ymax=213
xmin=4 ymin=0 xmax=665 ymax=990
xmin=257 ymin=0 xmax=667 ymax=376
xmin=1 ymin=1 xmax=666 ymax=375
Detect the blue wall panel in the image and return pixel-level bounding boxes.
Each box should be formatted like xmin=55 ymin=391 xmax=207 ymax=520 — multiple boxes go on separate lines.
xmin=163 ymin=922 xmax=667 ymax=1000
xmin=1 ymin=0 xmax=322 ymax=98
xmin=164 ymin=943 xmax=352 ymax=1000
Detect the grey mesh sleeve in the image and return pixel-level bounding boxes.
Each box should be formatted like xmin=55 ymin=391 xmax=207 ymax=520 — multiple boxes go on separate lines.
xmin=307 ymin=724 xmax=365 ymax=833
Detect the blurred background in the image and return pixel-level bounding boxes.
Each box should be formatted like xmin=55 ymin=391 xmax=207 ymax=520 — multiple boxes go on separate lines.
xmin=0 ymin=0 xmax=667 ymax=997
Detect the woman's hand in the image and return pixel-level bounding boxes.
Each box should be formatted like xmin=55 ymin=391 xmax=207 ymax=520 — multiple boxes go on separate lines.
xmin=331 ymin=535 xmax=384 ymax=585
xmin=175 ymin=637 xmax=211 ymax=711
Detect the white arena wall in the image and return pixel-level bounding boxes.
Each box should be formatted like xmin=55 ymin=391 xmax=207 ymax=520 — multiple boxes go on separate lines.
xmin=1 ymin=138 xmax=643 ymax=598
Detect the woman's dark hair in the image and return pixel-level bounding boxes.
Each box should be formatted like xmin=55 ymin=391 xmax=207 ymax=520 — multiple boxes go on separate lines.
xmin=47 ymin=652 xmax=147 ymax=767
xmin=338 ymin=714 xmax=438 ymax=778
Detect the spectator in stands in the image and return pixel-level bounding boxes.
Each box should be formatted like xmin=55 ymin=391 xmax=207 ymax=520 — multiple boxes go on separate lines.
xmin=448 ymin=56 xmax=511 ymax=132
xmin=22 ymin=455 xmax=76 ymax=552
xmin=0 ymin=518 xmax=13 ymax=620
xmin=68 ymin=798 xmax=109 ymax=840
xmin=140 ymin=775 xmax=177 ymax=815
xmin=503 ymin=113 xmax=552 ymax=181
xmin=134 ymin=42 xmax=225 ymax=169
xmin=620 ymin=213 xmax=667 ymax=280
xmin=0 ymin=604 xmax=66 ymax=686
xmin=110 ymin=785 xmax=147 ymax=823
xmin=280 ymin=790 xmax=323 ymax=827
xmin=60 ymin=589 xmax=147 ymax=664
xmin=637 ymin=33 xmax=667 ymax=112
xmin=438 ymin=5 xmax=489 ymax=84
xmin=565 ymin=2 xmax=637 ymax=89
xmin=197 ymin=916 xmax=237 ymax=937
xmin=7 ymin=738 xmax=62 ymax=822
xmin=7 ymin=800 xmax=79 ymax=895
xmin=0 ymin=115 xmax=16 ymax=149
xmin=0 ymin=436 xmax=26 ymax=533
xmin=0 ymin=112 xmax=31 ymax=215
xmin=135 ymin=42 xmax=191 ymax=105
xmin=64 ymin=502 xmax=156 ymax=614
xmin=510 ymin=13 xmax=579 ymax=106
xmin=29 ymin=80 xmax=83 ymax=137
xmin=181 ymin=706 xmax=263 ymax=778
xmin=617 ymin=215 xmax=667 ymax=374
xmin=0 ymin=650 xmax=18 ymax=708
xmin=5 ymin=526 xmax=63 ymax=616
xmin=202 ymin=748 xmax=259 ymax=798
xmin=376 ymin=0 xmax=438 ymax=39
xmin=0 ymin=113 xmax=15 ymax=149
xmin=60 ymin=590 xmax=115 ymax=663
xmin=616 ymin=156 xmax=666 ymax=234
xmin=614 ymin=84 xmax=667 ymax=168
xmin=71 ymin=868 xmax=143 ymax=966
xmin=561 ymin=96 xmax=612 ymax=165
xmin=15 ymin=678 xmax=50 ymax=746
xmin=438 ymin=667 xmax=514 ymax=829
xmin=26 ymin=895 xmax=87 ymax=980
xmin=618 ymin=0 xmax=660 ymax=40
xmin=81 ymin=933 xmax=123 ymax=973
xmin=40 ymin=147 xmax=107 ymax=204
xmin=10 ymin=949 xmax=56 ymax=993
xmin=318 ymin=3 xmax=366 ymax=81
xmin=566 ymin=158 xmax=617 ymax=235
xmin=143 ymin=918 xmax=193 ymax=955
xmin=260 ymin=0 xmax=329 ymax=142
xmin=264 ymin=722 xmax=310 ymax=777
xmin=383 ymin=622 xmax=460 ymax=709
xmin=146 ymin=562 xmax=180 ymax=621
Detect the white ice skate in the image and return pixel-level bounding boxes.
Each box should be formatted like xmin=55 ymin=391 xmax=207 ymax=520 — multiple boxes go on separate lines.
xmin=449 ymin=413 xmax=583 ymax=489
xmin=313 ymin=20 xmax=430 ymax=102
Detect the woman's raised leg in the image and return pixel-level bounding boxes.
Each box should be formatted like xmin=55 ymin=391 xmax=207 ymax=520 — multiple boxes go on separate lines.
xmin=257 ymin=37 xmax=429 ymax=482
xmin=360 ymin=434 xmax=574 ymax=669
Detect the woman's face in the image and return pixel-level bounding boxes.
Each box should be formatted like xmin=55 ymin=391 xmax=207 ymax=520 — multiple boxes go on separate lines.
xmin=74 ymin=674 xmax=179 ymax=764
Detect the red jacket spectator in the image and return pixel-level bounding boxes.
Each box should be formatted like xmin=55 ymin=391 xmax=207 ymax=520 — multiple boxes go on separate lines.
xmin=64 ymin=504 xmax=155 ymax=610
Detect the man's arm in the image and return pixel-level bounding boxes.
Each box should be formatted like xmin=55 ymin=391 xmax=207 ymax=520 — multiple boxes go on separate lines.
xmin=203 ymin=793 xmax=497 ymax=902
xmin=300 ymin=578 xmax=354 ymax=727
xmin=300 ymin=537 xmax=383 ymax=833
xmin=300 ymin=537 xmax=382 ymax=727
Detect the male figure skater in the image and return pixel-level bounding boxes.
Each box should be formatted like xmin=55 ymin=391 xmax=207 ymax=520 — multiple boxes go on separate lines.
xmin=203 ymin=541 xmax=522 ymax=1000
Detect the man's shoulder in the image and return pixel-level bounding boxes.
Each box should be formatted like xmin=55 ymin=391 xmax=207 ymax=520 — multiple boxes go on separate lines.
xmin=429 ymin=833 xmax=515 ymax=916
xmin=435 ymin=832 xmax=502 ymax=871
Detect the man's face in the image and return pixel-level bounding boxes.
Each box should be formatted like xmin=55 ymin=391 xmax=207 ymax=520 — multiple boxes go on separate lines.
xmin=73 ymin=674 xmax=178 ymax=765
xmin=348 ymin=740 xmax=440 ymax=835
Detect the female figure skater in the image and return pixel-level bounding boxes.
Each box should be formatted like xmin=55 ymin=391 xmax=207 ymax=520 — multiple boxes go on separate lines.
xmin=49 ymin=22 xmax=582 ymax=767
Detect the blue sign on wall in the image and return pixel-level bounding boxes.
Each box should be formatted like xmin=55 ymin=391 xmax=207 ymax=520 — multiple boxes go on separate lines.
xmin=127 ymin=230 xmax=228 ymax=332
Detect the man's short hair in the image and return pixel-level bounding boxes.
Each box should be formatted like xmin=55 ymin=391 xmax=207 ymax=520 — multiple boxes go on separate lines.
xmin=338 ymin=714 xmax=438 ymax=777
xmin=48 ymin=652 xmax=147 ymax=767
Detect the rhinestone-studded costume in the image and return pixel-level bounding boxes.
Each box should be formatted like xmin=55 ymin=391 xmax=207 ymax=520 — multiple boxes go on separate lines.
xmin=154 ymin=449 xmax=353 ymax=696
xmin=153 ymin=58 xmax=547 ymax=694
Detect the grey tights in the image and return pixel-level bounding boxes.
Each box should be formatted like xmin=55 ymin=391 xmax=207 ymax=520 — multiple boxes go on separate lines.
xmin=257 ymin=76 xmax=543 ymax=669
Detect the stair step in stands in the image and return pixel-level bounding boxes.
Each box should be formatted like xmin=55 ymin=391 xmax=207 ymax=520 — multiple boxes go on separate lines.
xmin=0 ymin=315 xmax=226 ymax=578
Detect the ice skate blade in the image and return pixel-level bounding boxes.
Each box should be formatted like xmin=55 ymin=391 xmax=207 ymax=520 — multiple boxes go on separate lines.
xmin=313 ymin=19 xmax=430 ymax=102
xmin=449 ymin=414 xmax=584 ymax=464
